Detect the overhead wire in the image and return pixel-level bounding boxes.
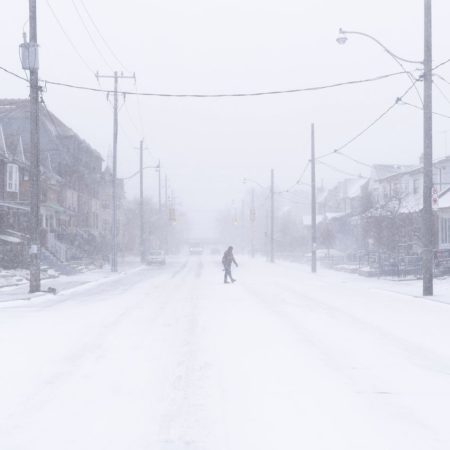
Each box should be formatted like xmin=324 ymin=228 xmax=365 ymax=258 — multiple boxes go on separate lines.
xmin=78 ymin=0 xmax=128 ymax=71
xmin=434 ymin=74 xmax=450 ymax=86
xmin=433 ymin=80 xmax=450 ymax=107
xmin=335 ymin=152 xmax=373 ymax=168
xmin=134 ymin=79 xmax=146 ymax=138
xmin=45 ymin=0 xmax=96 ymax=76
xmin=71 ymin=0 xmax=114 ymax=71
xmin=316 ymin=79 xmax=419 ymax=160
xmin=316 ymin=160 xmax=367 ymax=179
xmin=400 ymin=98 xmax=450 ymax=119
xmin=77 ymin=0 xmax=146 ymax=139
xmin=278 ymin=160 xmax=311 ymax=194
xmin=433 ymin=58 xmax=450 ymax=72
xmin=0 ymin=66 xmax=407 ymax=98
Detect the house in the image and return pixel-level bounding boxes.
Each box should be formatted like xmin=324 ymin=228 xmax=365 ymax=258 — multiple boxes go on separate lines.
xmin=320 ymin=176 xmax=369 ymax=215
xmin=0 ymin=99 xmax=124 ymax=268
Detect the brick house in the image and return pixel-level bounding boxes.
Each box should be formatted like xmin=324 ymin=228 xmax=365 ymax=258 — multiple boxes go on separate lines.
xmin=0 ymin=99 xmax=124 ymax=268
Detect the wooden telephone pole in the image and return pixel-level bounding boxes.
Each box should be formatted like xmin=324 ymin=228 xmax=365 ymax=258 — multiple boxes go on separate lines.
xmin=96 ymin=71 xmax=135 ymax=272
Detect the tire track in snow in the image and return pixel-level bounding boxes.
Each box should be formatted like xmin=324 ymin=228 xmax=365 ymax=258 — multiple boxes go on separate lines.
xmin=158 ymin=257 xmax=229 ymax=450
xmin=0 ymin=258 xmax=194 ymax=436
xmin=237 ymin=277 xmax=448 ymax=450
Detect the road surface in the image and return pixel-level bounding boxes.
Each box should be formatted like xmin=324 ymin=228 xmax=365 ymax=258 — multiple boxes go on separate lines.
xmin=1 ymin=256 xmax=450 ymax=450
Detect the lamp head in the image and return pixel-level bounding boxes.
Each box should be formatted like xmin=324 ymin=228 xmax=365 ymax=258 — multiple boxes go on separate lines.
xmin=336 ymin=28 xmax=348 ymax=45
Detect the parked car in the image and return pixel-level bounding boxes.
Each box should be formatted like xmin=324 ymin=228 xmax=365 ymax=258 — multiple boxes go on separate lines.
xmin=146 ymin=250 xmax=166 ymax=265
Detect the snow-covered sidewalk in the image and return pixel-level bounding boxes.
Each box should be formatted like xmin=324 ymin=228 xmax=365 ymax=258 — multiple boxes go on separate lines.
xmin=0 ymin=258 xmax=143 ymax=303
xmin=1 ymin=255 xmax=450 ymax=449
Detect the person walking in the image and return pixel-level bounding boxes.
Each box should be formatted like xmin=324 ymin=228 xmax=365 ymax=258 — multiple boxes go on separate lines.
xmin=222 ymin=246 xmax=238 ymax=284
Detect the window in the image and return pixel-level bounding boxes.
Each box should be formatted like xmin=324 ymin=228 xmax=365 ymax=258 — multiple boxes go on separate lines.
xmin=6 ymin=164 xmax=19 ymax=192
xmin=440 ymin=217 xmax=450 ymax=246
xmin=413 ymin=178 xmax=419 ymax=195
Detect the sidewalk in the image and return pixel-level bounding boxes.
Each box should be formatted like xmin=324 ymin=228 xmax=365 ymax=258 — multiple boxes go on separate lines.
xmin=0 ymin=258 xmax=143 ymax=304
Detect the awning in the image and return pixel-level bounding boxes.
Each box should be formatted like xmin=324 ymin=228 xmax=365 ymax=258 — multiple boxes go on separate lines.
xmin=0 ymin=234 xmax=22 ymax=243
xmin=0 ymin=201 xmax=29 ymax=211
xmin=41 ymin=203 xmax=76 ymax=215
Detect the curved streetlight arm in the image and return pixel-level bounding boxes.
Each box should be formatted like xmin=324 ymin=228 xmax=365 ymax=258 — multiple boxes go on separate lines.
xmin=339 ymin=28 xmax=423 ymax=65
xmin=124 ymin=164 xmax=159 ymax=181
xmin=242 ymin=177 xmax=266 ymax=189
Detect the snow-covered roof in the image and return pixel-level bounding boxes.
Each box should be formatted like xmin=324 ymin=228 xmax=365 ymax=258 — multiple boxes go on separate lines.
xmin=373 ymin=164 xmax=420 ymax=181
xmin=0 ymin=234 xmax=22 ymax=244
xmin=302 ymin=212 xmax=345 ymax=226
xmin=0 ymin=99 xmax=104 ymax=170
xmin=345 ymin=177 xmax=368 ymax=199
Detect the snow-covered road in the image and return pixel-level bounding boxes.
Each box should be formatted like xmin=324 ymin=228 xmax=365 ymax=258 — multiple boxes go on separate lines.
xmin=1 ymin=256 xmax=450 ymax=450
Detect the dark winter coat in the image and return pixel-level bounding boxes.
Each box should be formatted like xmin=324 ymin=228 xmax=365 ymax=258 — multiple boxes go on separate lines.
xmin=222 ymin=249 xmax=237 ymax=269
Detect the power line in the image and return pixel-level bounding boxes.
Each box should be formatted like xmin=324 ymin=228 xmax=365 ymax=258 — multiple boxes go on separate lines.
xmin=317 ymin=159 xmax=368 ymax=179
xmin=434 ymin=74 xmax=450 ymax=86
xmin=433 ymin=58 xmax=450 ymax=72
xmin=433 ymin=80 xmax=450 ymax=107
xmin=71 ymin=0 xmax=114 ymax=71
xmin=0 ymin=65 xmax=406 ymax=98
xmin=316 ymin=80 xmax=419 ymax=160
xmin=134 ymin=79 xmax=146 ymax=137
xmin=124 ymin=100 xmax=142 ymax=136
xmin=279 ymin=161 xmax=310 ymax=193
xmin=336 ymin=152 xmax=373 ymax=168
xmin=78 ymin=0 xmax=128 ymax=71
xmin=77 ymin=0 xmax=146 ymax=138
xmin=401 ymin=98 xmax=450 ymax=119
xmin=45 ymin=0 xmax=95 ymax=76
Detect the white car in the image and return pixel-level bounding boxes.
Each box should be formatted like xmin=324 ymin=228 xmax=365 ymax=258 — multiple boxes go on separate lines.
xmin=146 ymin=250 xmax=166 ymax=265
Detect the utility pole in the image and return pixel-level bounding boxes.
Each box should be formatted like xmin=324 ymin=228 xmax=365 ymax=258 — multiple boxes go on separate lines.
xmin=139 ymin=139 xmax=145 ymax=263
xmin=270 ymin=168 xmax=275 ymax=263
xmin=158 ymin=160 xmax=162 ymax=213
xmin=165 ymin=174 xmax=168 ymax=208
xmin=311 ymin=123 xmax=317 ymax=273
xmin=163 ymin=174 xmax=169 ymax=252
xmin=96 ymin=71 xmax=135 ymax=272
xmin=250 ymin=188 xmax=256 ymax=258
xmin=28 ymin=0 xmax=41 ymax=293
xmin=422 ymin=0 xmax=433 ymax=296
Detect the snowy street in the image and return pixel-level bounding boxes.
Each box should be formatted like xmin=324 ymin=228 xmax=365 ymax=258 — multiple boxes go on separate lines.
xmin=1 ymin=256 xmax=450 ymax=449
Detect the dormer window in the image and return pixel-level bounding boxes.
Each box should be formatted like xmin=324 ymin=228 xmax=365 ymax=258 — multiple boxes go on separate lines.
xmin=6 ymin=163 xmax=19 ymax=192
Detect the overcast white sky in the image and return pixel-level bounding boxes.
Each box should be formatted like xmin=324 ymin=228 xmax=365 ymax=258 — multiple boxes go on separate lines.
xmin=2 ymin=0 xmax=450 ymax=237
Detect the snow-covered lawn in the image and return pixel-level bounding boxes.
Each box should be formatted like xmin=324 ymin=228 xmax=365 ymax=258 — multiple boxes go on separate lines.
xmin=1 ymin=255 xmax=450 ymax=449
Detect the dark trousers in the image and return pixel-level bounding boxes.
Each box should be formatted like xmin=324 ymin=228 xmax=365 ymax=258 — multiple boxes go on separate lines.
xmin=224 ymin=266 xmax=234 ymax=282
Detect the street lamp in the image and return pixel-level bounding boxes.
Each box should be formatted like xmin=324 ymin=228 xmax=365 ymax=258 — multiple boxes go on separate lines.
xmin=336 ymin=0 xmax=434 ymax=296
xmin=336 ymin=35 xmax=348 ymax=46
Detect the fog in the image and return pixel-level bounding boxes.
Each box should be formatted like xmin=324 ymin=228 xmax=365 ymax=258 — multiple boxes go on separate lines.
xmin=1 ymin=1 xmax=449 ymax=238
xmin=4 ymin=2 xmax=450 ymax=448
